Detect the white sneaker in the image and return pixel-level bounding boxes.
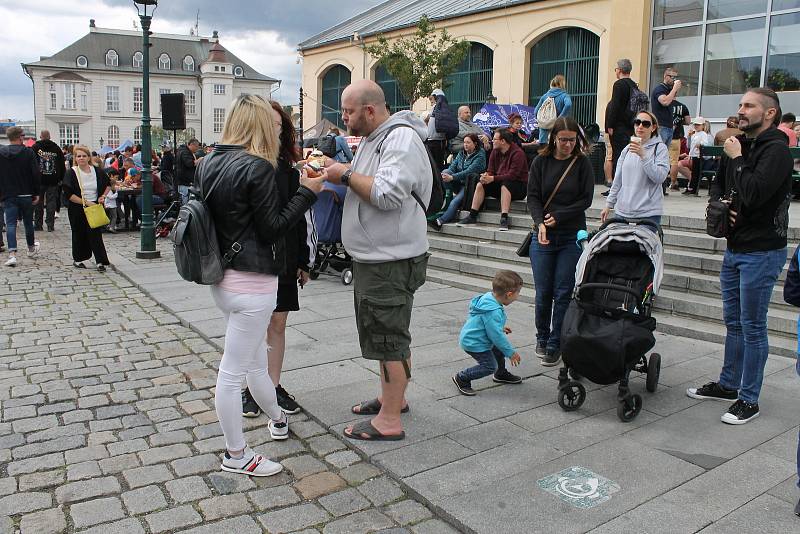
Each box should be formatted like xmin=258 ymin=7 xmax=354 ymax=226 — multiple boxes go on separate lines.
xmin=4 ymin=256 xmax=17 ymax=267
xmin=220 ymin=447 xmax=282 ymax=476
xmin=27 ymin=241 xmax=40 ymax=258
xmin=268 ymin=411 xmax=289 ymax=441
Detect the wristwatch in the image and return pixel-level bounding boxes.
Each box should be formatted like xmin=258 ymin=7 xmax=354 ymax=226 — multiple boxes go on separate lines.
xmin=341 ymin=169 xmax=353 ymax=186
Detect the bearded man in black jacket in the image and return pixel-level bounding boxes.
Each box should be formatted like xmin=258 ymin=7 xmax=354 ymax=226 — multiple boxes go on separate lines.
xmin=687 ymin=88 xmax=793 ymax=425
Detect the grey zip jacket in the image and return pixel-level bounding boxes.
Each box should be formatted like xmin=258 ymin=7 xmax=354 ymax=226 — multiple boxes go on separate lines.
xmin=343 ymin=111 xmax=432 ymax=263
xmin=606 ymin=136 xmax=669 ymax=218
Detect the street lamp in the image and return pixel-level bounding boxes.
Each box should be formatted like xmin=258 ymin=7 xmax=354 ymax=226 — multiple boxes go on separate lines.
xmin=133 ymin=0 xmax=160 ymax=259
xmin=486 ymin=93 xmax=497 ymax=105
xmin=99 ymin=137 xmax=104 ymax=147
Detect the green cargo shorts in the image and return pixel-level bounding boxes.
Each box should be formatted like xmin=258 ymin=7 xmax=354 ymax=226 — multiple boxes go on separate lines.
xmin=353 ymin=253 xmax=429 ymax=363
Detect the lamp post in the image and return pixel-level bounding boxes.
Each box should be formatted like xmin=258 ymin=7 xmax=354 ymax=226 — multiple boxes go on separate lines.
xmin=486 ymin=93 xmax=497 ymax=105
xmin=134 ymin=0 xmax=160 ymax=259
xmin=99 ymin=137 xmax=104 ymax=147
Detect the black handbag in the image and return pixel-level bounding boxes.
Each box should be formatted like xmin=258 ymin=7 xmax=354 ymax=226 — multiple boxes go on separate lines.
xmin=516 ymin=156 xmax=578 ymax=257
xmin=706 ymin=198 xmax=731 ymax=238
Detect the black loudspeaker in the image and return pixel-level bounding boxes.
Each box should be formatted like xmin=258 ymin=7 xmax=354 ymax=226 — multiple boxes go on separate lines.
xmin=161 ymin=93 xmax=186 ymax=130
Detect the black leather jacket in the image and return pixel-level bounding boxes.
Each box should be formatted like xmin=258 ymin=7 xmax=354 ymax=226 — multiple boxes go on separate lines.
xmin=195 ymin=145 xmax=317 ymax=276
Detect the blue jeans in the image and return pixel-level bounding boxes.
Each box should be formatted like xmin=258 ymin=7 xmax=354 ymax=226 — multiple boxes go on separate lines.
xmin=718 ymin=248 xmax=786 ymax=404
xmin=658 ymin=126 xmax=673 ymax=145
xmin=440 ymin=184 xmax=464 ymax=224
xmin=458 ymin=347 xmax=504 ymax=383
xmin=529 ymin=232 xmax=582 ymax=351
xmin=4 ymin=196 xmax=35 ymax=252
xmin=796 ymin=351 xmax=799 ymax=488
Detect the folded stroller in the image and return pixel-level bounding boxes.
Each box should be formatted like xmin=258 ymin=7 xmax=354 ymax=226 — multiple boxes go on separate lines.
xmin=309 ymin=183 xmax=353 ymax=285
xmin=556 ymin=218 xmax=664 ymax=422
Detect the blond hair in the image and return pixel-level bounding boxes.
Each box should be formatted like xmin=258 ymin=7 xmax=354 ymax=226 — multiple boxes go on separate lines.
xmin=221 ymin=94 xmax=279 ymax=165
xmin=550 ymin=74 xmax=566 ymax=89
xmin=72 ymin=145 xmax=93 ymax=161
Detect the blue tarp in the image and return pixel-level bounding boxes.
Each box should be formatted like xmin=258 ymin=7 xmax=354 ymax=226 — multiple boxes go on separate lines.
xmin=473 ymin=104 xmax=538 ymax=137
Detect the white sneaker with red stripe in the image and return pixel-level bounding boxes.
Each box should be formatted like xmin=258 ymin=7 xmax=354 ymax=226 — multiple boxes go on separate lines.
xmin=220 ymin=447 xmax=283 ymax=477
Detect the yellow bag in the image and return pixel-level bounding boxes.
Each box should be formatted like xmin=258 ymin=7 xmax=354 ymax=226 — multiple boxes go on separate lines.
xmin=75 ymin=167 xmax=111 ymax=229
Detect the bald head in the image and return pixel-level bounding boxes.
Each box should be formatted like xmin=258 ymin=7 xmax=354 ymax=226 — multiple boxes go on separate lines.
xmin=40 ymin=130 xmax=50 ymax=141
xmin=340 ymin=80 xmax=390 ymax=136
xmin=342 ymin=79 xmax=386 ymax=107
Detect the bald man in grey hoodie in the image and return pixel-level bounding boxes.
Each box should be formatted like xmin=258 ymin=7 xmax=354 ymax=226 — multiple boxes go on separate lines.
xmin=324 ymin=80 xmax=432 ymax=442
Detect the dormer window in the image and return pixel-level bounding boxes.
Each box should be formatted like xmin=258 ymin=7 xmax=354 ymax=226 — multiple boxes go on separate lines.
xmin=234 ymin=66 xmax=244 ymax=77
xmin=183 ymin=55 xmax=194 ymax=72
xmin=76 ymin=55 xmax=88 ymax=68
xmin=105 ymin=49 xmax=118 ymax=67
xmin=158 ymin=53 xmax=171 ymax=70
xmin=133 ymin=51 xmax=143 ymax=68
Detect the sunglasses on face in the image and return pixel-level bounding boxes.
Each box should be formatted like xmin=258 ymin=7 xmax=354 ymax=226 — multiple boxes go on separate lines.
xmin=633 ymin=119 xmax=653 ymax=128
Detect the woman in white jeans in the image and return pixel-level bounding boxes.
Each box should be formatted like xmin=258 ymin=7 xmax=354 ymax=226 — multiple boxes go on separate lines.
xmin=200 ymin=94 xmax=324 ymax=476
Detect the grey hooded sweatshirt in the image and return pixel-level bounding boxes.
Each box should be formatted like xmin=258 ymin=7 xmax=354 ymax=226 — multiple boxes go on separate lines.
xmin=606 ymin=136 xmax=669 ymax=218
xmin=343 ymin=110 xmax=432 ymax=263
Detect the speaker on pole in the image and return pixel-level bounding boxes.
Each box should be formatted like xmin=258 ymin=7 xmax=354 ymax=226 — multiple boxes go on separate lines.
xmin=161 ymin=93 xmax=186 ymax=130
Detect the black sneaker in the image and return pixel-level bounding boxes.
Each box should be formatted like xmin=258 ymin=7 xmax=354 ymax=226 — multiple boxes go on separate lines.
xmin=456 ymin=215 xmax=477 ymax=226
xmin=541 ymin=349 xmax=561 ymax=367
xmin=686 ymin=381 xmax=738 ymax=401
xmin=601 ymin=189 xmax=610 ymax=197
xmin=535 ymin=342 xmax=547 ymax=358
xmin=795 ymin=497 xmax=800 ymax=517
xmin=427 ymin=218 xmax=443 ymax=231
xmin=452 ymin=374 xmax=475 ymax=396
xmin=493 ymin=368 xmax=522 ymax=384
xmin=499 ymin=218 xmax=509 ymax=232
xmin=721 ymin=399 xmax=759 ymax=425
xmin=275 ymin=384 xmax=301 ymax=414
xmin=242 ymin=388 xmax=261 ymax=418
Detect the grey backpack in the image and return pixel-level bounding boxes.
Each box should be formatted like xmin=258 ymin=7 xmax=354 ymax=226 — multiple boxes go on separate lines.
xmin=169 ymin=152 xmax=250 ymax=285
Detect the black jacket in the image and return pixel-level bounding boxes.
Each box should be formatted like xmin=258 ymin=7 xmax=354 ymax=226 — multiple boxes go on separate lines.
xmin=175 ymin=145 xmax=198 ymax=186
xmin=605 ymin=78 xmax=636 ymax=132
xmin=0 ymin=144 xmax=42 ymax=201
xmin=31 ymin=139 xmax=66 ymax=187
xmin=709 ymin=127 xmax=793 ymax=253
xmin=527 ymin=154 xmax=594 ymax=236
xmin=196 ymin=145 xmax=317 ymax=277
xmin=274 ymin=158 xmax=317 ymax=279
xmin=62 ymin=166 xmax=110 ymax=203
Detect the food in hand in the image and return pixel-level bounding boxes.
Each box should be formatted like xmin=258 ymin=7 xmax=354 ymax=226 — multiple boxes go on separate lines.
xmin=630 ymin=136 xmax=642 ymax=144
xmin=307 ymin=149 xmax=326 ymax=170
xmin=304 ymin=162 xmax=322 ymax=178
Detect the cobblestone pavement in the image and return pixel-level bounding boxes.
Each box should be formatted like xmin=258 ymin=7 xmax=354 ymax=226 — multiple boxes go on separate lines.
xmin=0 ymin=226 xmax=457 ymax=534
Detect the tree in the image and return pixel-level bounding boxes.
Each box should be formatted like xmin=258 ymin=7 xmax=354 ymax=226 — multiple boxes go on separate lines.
xmin=364 ymin=15 xmax=470 ymax=107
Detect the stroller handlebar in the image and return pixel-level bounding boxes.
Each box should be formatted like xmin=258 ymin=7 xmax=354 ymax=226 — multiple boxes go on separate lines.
xmin=599 ymin=217 xmax=663 ymax=240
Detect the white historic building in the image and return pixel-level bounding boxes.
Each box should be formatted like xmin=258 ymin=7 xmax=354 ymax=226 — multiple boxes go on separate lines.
xmin=22 ymin=19 xmax=279 ymax=149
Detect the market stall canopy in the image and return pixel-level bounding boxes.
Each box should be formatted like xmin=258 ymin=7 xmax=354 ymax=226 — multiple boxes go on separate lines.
xmin=473 ymin=103 xmax=538 ymax=136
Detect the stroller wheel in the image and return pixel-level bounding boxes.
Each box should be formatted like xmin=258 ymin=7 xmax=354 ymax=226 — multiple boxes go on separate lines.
xmin=309 ymin=271 xmax=320 ymax=280
xmin=646 ymin=353 xmax=661 ymax=393
xmin=557 ymin=381 xmax=586 ymax=412
xmin=341 ymin=268 xmax=353 ymax=285
xmin=617 ymin=394 xmax=642 ymax=422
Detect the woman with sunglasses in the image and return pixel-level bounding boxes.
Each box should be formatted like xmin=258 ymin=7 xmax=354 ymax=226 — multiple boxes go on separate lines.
xmin=527 ymin=116 xmax=594 ymax=367
xmin=601 ymin=111 xmax=670 ymax=228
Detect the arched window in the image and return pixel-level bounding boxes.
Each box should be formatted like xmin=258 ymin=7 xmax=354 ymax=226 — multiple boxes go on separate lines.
xmin=133 ymin=126 xmax=142 ymax=145
xmin=183 ymin=55 xmax=194 ymax=72
xmin=375 ymin=64 xmax=409 ymax=113
xmin=234 ymin=66 xmax=244 ymax=77
xmin=444 ymin=42 xmax=494 ymax=116
xmin=133 ymin=51 xmax=143 ymax=68
xmin=320 ymin=65 xmax=351 ymax=129
xmin=105 ymin=49 xmax=118 ymax=67
xmin=158 ymin=53 xmax=171 ymax=70
xmin=107 ymin=125 xmax=120 ymax=148
xmin=76 ymin=55 xmax=88 ymax=68
xmin=529 ymin=28 xmax=600 ymax=127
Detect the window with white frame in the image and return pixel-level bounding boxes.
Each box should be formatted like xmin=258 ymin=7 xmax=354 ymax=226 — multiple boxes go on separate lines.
xmin=106 ymin=86 xmax=120 ymax=112
xmin=76 ymin=55 xmax=87 ymax=68
xmin=133 ymin=126 xmax=142 ymax=145
xmin=184 ymin=90 xmax=196 ymax=114
xmin=213 ymin=84 xmax=226 ymax=95
xmin=183 ymin=55 xmax=194 ymax=71
xmin=158 ymin=53 xmax=170 ymax=70
xmin=159 ymin=88 xmax=171 ymax=113
xmin=59 ymin=123 xmax=79 ymax=145
xmin=80 ymin=86 xmax=87 ymax=111
xmin=105 ymin=49 xmax=118 ymax=67
xmin=107 ymin=125 xmax=120 ymax=148
xmin=49 ymin=83 xmax=56 ymax=110
xmin=133 ymin=87 xmax=143 ymax=113
xmin=213 ymin=108 xmax=225 ymax=133
xmin=133 ymin=51 xmax=143 ymax=68
xmin=63 ymin=83 xmax=76 ymax=110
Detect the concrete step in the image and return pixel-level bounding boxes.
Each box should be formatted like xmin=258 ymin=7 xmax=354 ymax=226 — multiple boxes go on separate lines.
xmin=425 ymin=266 xmax=798 ymax=358
xmin=426 ymin=248 xmax=799 ymax=339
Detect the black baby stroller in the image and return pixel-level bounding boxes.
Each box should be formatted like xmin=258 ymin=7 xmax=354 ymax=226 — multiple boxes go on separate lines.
xmin=556 ymin=218 xmax=664 ymax=422
xmin=309 ymin=182 xmax=353 ymax=285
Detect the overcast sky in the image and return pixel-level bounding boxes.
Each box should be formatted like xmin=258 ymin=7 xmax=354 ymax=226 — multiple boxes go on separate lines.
xmin=1 ymin=0 xmax=384 ymax=120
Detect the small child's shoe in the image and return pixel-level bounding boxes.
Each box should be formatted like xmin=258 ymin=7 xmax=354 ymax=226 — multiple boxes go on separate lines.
xmin=452 ymin=374 xmax=475 ymax=396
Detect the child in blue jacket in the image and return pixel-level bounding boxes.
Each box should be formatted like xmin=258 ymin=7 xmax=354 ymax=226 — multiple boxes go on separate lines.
xmin=453 ymin=270 xmax=523 ymax=395
xmin=783 ymin=243 xmax=800 ymax=517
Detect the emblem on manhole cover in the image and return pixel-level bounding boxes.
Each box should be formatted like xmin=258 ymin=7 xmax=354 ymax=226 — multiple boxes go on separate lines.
xmin=537 ymin=466 xmax=621 ymax=509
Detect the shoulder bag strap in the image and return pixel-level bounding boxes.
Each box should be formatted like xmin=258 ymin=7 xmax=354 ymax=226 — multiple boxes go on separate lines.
xmin=377 ymin=124 xmax=429 ymax=212
xmin=73 ymin=167 xmax=86 ymax=206
xmin=542 ymin=156 xmax=578 ymax=213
